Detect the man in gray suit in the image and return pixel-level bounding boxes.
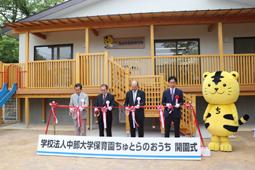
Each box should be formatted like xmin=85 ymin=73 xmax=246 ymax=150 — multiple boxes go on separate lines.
xmin=69 ymin=83 xmax=89 ymax=136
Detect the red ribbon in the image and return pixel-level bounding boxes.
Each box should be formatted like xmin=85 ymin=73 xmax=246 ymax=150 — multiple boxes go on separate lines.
xmin=101 ymin=106 xmax=108 ymax=129
xmin=126 ymin=106 xmax=139 ymax=128
xmin=45 ymin=101 xmax=205 ymax=147
xmin=45 ymin=101 xmax=58 ymax=134
xmin=157 ymin=105 xmax=165 ymax=129
xmin=184 ymin=103 xmax=205 ymax=147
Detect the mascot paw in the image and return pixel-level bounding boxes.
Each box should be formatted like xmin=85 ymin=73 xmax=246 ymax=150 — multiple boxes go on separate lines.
xmin=208 ymin=142 xmax=220 ymax=151
xmin=220 ymin=143 xmax=232 ymax=152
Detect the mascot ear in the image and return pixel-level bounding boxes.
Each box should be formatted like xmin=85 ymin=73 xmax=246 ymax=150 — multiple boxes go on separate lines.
xmin=203 ymin=72 xmax=210 ymax=79
xmin=230 ymin=71 xmax=239 ymax=80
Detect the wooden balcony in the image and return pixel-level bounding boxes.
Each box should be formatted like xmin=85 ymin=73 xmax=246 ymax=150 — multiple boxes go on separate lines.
xmin=1 ymin=53 xmax=255 ymax=97
xmin=1 ymin=52 xmax=254 ymax=134
xmin=114 ymin=53 xmax=255 ymax=95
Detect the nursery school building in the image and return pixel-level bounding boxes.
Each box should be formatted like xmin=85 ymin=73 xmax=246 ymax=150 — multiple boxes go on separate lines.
xmin=1 ymin=0 xmax=255 ymax=135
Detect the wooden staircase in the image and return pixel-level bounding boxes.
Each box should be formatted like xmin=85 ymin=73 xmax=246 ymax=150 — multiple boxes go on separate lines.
xmin=108 ymin=58 xmax=196 ymax=136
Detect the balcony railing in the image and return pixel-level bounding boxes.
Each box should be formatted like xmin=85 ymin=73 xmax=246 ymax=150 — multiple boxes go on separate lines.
xmin=0 ymin=53 xmax=254 ymax=90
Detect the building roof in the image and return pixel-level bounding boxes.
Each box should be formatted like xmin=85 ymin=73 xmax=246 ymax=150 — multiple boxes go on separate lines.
xmin=8 ymin=0 xmax=255 ymax=22
xmin=3 ymin=0 xmax=255 ymax=33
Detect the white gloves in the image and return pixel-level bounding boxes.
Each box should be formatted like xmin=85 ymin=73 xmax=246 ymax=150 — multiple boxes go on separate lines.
xmin=175 ymin=104 xmax=180 ymax=108
xmin=108 ymin=106 xmax=112 ymax=111
xmin=79 ymin=106 xmax=83 ymax=112
xmin=94 ymin=108 xmax=99 ymax=112
xmin=166 ymin=103 xmax=172 ymax=108
xmin=135 ymin=105 xmax=140 ymax=109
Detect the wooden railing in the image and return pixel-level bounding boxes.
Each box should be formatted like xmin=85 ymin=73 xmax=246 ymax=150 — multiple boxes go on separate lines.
xmin=27 ymin=59 xmax=76 ymax=88
xmin=0 ymin=62 xmax=26 ymax=89
xmin=181 ymin=94 xmax=196 ymax=135
xmin=0 ymin=62 xmax=3 ymax=88
xmin=156 ymin=55 xmax=220 ymax=86
xmin=1 ymin=53 xmax=254 ymax=90
xmin=113 ymin=56 xmax=153 ymax=75
xmin=224 ymin=54 xmax=255 ymax=85
xmin=128 ymin=75 xmax=165 ymax=115
xmin=108 ymin=58 xmax=129 ymax=100
xmin=78 ymin=52 xmax=108 ymax=87
xmin=114 ymin=54 xmax=255 ymax=86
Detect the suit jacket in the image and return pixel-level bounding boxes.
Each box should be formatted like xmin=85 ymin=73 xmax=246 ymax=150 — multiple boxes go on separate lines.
xmin=69 ymin=92 xmax=89 ymax=119
xmin=94 ymin=93 xmax=115 ymax=116
xmin=124 ymin=90 xmax=145 ymax=115
xmin=162 ymin=88 xmax=184 ymax=117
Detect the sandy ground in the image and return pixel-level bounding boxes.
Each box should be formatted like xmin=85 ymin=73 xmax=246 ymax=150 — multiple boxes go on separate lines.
xmin=0 ymin=126 xmax=255 ymax=170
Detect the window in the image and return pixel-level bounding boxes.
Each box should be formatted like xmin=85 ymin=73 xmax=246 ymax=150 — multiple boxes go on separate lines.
xmin=154 ymin=39 xmax=200 ymax=56
xmin=234 ymin=37 xmax=255 ymax=54
xmin=34 ymin=44 xmax=73 ymax=60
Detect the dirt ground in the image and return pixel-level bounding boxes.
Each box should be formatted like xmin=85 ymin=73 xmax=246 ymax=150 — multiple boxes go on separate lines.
xmin=0 ymin=129 xmax=254 ymax=170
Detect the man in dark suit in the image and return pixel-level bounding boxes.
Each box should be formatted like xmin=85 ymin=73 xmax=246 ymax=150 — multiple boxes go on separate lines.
xmin=124 ymin=80 xmax=145 ymax=137
xmin=162 ymin=76 xmax=184 ymax=137
xmin=94 ymin=84 xmax=114 ymax=137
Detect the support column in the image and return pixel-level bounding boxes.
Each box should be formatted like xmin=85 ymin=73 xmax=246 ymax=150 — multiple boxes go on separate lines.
xmin=218 ymin=22 xmax=224 ymax=70
xmin=17 ymin=98 xmax=22 ymax=122
xmin=25 ymin=32 xmax=30 ymax=87
xmin=150 ymin=24 xmax=155 ymax=74
xmin=25 ymin=97 xmax=30 ymax=127
xmin=104 ymin=51 xmax=109 ymax=85
xmin=85 ymin=28 xmax=90 ymax=53
xmin=41 ymin=98 xmax=46 ymax=123
xmin=75 ymin=53 xmax=80 ymax=83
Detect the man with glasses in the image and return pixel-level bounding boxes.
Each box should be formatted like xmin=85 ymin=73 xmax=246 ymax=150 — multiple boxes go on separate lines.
xmin=94 ymin=84 xmax=115 ymax=137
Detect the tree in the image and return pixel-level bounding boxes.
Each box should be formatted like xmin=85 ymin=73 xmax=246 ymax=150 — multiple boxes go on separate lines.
xmin=0 ymin=0 xmax=65 ymax=63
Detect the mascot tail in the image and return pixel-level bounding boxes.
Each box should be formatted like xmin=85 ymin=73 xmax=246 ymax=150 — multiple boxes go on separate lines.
xmin=238 ymin=114 xmax=250 ymax=125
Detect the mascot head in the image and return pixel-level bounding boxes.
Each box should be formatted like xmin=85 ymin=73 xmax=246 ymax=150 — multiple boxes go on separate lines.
xmin=202 ymin=71 xmax=240 ymax=105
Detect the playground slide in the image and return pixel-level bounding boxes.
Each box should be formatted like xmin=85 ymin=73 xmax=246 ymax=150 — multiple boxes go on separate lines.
xmin=0 ymin=83 xmax=17 ymax=107
xmin=0 ymin=83 xmax=8 ymax=97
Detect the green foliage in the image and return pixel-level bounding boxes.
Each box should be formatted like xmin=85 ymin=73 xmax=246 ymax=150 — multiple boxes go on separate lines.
xmin=0 ymin=35 xmax=19 ymax=63
xmin=0 ymin=0 xmax=65 ymax=63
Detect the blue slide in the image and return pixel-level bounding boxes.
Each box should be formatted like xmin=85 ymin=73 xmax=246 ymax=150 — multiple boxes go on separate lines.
xmin=0 ymin=83 xmax=17 ymax=107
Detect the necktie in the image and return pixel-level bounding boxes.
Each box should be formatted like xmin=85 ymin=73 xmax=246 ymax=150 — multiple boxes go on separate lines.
xmin=103 ymin=94 xmax=106 ymax=103
xmin=171 ymin=88 xmax=174 ymax=101
xmin=133 ymin=91 xmax=136 ymax=104
xmin=77 ymin=94 xmax=80 ymax=106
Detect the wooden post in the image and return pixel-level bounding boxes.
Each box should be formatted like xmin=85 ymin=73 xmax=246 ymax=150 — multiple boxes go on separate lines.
xmin=41 ymin=98 xmax=46 ymax=123
xmin=75 ymin=53 xmax=80 ymax=83
xmin=0 ymin=108 xmax=3 ymax=124
xmin=218 ymin=22 xmax=224 ymax=70
xmin=25 ymin=32 xmax=30 ymax=87
xmin=85 ymin=28 xmax=90 ymax=53
xmin=124 ymin=68 xmax=130 ymax=135
xmin=25 ymin=97 xmax=30 ymax=127
xmin=191 ymin=95 xmax=197 ymax=136
xmin=104 ymin=51 xmax=109 ymax=85
xmin=150 ymin=24 xmax=155 ymax=74
xmin=17 ymin=98 xmax=22 ymax=122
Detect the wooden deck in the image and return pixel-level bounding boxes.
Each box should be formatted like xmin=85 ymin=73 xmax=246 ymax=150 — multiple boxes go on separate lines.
xmin=1 ymin=52 xmax=255 ymax=135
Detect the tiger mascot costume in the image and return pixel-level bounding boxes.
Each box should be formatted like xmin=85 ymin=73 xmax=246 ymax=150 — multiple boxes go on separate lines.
xmin=202 ymin=71 xmax=249 ymax=152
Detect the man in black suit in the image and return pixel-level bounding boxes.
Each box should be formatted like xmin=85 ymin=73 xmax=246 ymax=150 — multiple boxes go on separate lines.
xmin=124 ymin=80 xmax=145 ymax=137
xmin=94 ymin=84 xmax=114 ymax=137
xmin=162 ymin=76 xmax=184 ymax=137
